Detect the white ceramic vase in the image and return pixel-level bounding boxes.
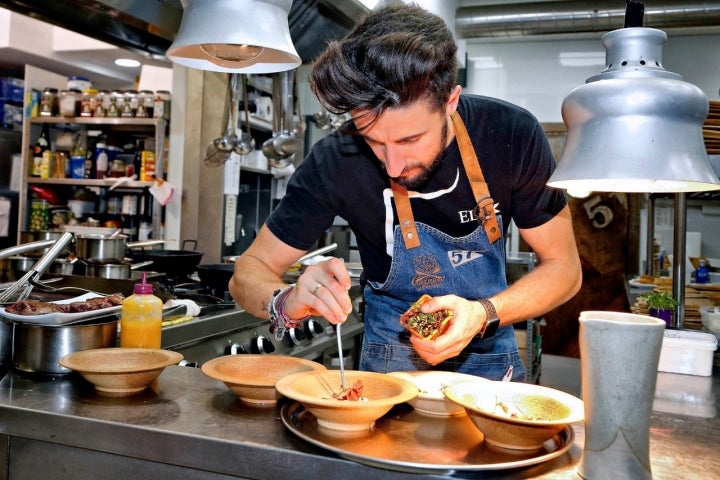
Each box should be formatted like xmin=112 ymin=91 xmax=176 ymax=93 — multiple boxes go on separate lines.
xmin=577 ymin=311 xmax=666 ymax=480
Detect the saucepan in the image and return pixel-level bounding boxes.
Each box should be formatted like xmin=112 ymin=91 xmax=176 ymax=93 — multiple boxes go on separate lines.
xmin=83 ymin=259 xmax=154 ymax=280
xmin=12 ymin=316 xmax=118 ymax=375
xmin=75 ymin=234 xmax=168 ymax=263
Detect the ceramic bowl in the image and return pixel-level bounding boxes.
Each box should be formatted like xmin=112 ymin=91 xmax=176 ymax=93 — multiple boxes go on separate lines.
xmin=275 ymin=370 xmax=418 ymax=434
xmin=387 ymin=370 xmax=484 ymax=417
xmin=201 ymin=354 xmax=326 ymax=407
xmin=59 ymin=348 xmax=183 ymax=396
xmin=444 ymin=380 xmax=584 ymax=451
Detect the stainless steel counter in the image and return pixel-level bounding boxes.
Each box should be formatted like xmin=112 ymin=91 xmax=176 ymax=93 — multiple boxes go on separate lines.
xmin=0 ymin=356 xmax=717 ymax=480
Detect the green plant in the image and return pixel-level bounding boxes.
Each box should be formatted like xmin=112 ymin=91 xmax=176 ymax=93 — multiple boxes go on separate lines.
xmin=641 ymin=291 xmax=679 ymax=310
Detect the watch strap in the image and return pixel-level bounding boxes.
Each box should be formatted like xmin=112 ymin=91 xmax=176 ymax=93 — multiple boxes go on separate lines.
xmin=477 ymin=298 xmax=500 ymax=339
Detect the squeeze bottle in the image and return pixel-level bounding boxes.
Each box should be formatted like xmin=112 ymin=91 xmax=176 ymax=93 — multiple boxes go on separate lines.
xmin=120 ymin=273 xmax=162 ymax=348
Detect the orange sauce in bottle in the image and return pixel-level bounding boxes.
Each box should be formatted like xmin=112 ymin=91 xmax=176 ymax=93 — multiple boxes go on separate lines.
xmin=120 ymin=273 xmax=162 ymax=348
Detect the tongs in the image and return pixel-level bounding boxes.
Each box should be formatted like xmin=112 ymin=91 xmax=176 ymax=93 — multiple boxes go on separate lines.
xmin=0 ymin=232 xmax=74 ymax=303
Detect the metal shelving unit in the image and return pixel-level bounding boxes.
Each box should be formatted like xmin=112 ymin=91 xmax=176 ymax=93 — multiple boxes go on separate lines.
xmin=507 ymin=251 xmax=543 ymax=383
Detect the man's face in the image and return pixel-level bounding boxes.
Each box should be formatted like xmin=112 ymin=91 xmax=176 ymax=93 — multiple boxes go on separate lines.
xmin=352 ymin=100 xmax=451 ymax=189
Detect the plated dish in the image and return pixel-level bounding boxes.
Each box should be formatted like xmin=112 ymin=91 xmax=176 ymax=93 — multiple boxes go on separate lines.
xmin=387 ymin=370 xmax=484 ymax=417
xmin=281 ymin=401 xmax=575 ymax=474
xmin=0 ymin=292 xmax=122 ymax=325
xmin=628 ymin=277 xmax=655 ymax=289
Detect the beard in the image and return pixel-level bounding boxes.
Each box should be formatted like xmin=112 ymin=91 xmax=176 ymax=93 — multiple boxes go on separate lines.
xmin=393 ymin=120 xmax=448 ymax=190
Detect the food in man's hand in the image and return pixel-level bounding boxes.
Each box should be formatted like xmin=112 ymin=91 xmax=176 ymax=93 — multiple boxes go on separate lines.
xmin=4 ymin=295 xmax=124 ymax=316
xmin=333 ymin=380 xmax=367 ymax=401
xmin=399 ymin=294 xmax=453 ymax=340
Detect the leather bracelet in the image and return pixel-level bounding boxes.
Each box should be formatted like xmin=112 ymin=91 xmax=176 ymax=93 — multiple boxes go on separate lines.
xmin=477 ymin=298 xmax=500 ymax=339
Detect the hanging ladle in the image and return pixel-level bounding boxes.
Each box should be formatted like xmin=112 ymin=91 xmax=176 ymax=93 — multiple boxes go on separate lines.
xmin=204 ymin=74 xmax=239 ymax=167
xmin=233 ymin=74 xmax=255 ymax=155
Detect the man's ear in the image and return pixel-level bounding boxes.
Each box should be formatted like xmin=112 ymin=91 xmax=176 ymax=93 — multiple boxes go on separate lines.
xmin=446 ymin=85 xmax=462 ymax=114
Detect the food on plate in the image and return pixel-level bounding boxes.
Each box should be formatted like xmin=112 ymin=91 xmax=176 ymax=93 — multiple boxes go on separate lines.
xmin=399 ymin=294 xmax=453 ymax=340
xmin=637 ymin=275 xmax=655 ymax=284
xmin=4 ymin=295 xmax=124 ymax=316
xmin=332 ymin=379 xmax=367 ymax=401
xmin=495 ymin=399 xmax=549 ymax=421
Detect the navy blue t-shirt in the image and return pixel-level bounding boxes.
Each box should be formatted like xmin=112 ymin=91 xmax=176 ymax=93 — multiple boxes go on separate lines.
xmin=266 ymin=94 xmax=567 ymax=283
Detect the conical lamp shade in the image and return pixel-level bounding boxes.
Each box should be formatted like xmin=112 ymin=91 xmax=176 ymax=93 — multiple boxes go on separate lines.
xmin=548 ymin=27 xmax=720 ymax=193
xmin=167 ymin=0 xmax=301 ymax=73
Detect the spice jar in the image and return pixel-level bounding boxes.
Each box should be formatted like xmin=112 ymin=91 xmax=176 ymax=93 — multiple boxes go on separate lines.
xmin=107 ymin=90 xmax=122 ymax=118
xmin=153 ymin=90 xmax=171 ymax=120
xmin=121 ymin=90 xmax=138 ymax=117
xmin=136 ymin=90 xmax=154 ymax=118
xmin=59 ymin=89 xmax=81 ymax=117
xmin=40 ymin=88 xmax=59 ymax=116
xmin=80 ymin=88 xmax=98 ymax=117
xmin=94 ymin=89 xmax=110 ymax=117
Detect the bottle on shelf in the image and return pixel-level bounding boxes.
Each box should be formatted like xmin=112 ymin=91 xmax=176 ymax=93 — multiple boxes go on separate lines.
xmin=94 ymin=142 xmax=109 ymax=179
xmin=695 ymin=260 xmax=709 ymax=284
xmin=133 ymin=139 xmax=144 ymax=180
xmin=120 ymin=273 xmax=163 ymax=349
xmin=31 ymin=124 xmax=50 ymax=177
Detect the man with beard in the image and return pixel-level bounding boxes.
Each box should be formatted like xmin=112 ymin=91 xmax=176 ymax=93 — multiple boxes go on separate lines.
xmin=228 ymin=4 xmax=581 ymax=380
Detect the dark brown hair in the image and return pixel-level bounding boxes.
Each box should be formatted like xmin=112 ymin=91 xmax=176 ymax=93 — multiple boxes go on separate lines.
xmin=310 ymin=4 xmax=458 ymax=133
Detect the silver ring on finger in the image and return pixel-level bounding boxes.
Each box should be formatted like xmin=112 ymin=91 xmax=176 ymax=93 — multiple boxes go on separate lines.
xmin=311 ymin=283 xmax=323 ymax=296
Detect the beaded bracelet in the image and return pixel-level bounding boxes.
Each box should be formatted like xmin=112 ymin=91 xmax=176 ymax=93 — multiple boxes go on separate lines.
xmin=268 ymin=286 xmax=309 ymax=340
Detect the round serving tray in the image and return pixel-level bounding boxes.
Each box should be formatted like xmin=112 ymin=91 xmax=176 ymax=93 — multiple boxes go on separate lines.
xmin=280 ymin=401 xmax=575 ymax=475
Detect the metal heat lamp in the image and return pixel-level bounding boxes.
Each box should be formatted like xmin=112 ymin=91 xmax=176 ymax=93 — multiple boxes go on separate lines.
xmin=167 ymin=0 xmax=301 ymax=73
xmin=547 ymin=0 xmax=720 ymax=327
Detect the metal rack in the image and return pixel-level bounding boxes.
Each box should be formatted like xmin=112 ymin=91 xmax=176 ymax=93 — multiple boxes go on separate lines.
xmin=507 ymin=251 xmax=543 ymax=383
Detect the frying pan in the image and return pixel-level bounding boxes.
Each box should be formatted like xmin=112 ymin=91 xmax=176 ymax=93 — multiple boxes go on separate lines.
xmin=195 ymin=264 xmax=234 ymax=293
xmin=127 ymin=240 xmax=204 ymax=278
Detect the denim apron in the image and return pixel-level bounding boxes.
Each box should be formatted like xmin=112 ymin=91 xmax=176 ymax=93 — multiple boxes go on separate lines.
xmin=360 ymin=112 xmax=526 ymax=381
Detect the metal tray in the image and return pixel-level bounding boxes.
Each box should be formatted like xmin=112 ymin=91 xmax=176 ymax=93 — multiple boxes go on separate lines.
xmin=280 ymin=401 xmax=575 ymax=475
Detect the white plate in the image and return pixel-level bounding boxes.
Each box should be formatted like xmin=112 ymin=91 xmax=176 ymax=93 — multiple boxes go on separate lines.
xmin=628 ymin=277 xmax=655 ymax=289
xmin=0 ymin=293 xmax=121 ymax=325
xmin=388 ymin=371 xmax=486 ymax=417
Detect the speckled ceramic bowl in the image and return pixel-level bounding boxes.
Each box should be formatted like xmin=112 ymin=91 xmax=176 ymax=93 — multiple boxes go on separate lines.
xmin=275 ymin=370 xmax=418 ymax=435
xmin=201 ymin=354 xmax=326 ymax=407
xmin=387 ymin=370 xmax=485 ymax=417
xmin=444 ymin=380 xmax=584 ymax=451
xmin=59 ymin=348 xmax=183 ymax=397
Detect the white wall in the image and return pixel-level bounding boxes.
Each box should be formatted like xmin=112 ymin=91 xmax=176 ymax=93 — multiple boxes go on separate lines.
xmin=464 ymin=34 xmax=720 ymax=122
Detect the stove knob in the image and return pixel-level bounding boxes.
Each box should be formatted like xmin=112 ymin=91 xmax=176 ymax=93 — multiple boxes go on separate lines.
xmin=225 ymin=343 xmax=247 ymax=355
xmin=251 ymin=335 xmax=275 ymax=354
xmin=287 ymin=326 xmax=306 ymax=346
xmin=305 ymin=319 xmax=324 ymax=338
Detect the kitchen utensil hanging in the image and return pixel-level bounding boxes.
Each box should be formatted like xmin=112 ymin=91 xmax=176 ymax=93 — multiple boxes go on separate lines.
xmin=204 ymin=74 xmax=255 ymax=167
xmin=234 ymin=74 xmax=255 ymax=155
xmin=262 ymin=70 xmax=299 ymax=169
xmin=204 ymin=74 xmax=237 ymax=167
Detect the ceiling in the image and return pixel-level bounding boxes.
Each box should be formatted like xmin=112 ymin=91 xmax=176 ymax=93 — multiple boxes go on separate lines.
xmin=1 ymin=0 xmax=719 ymax=90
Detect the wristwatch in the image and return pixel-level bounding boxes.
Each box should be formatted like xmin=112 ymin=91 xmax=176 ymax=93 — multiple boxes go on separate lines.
xmin=477 ymin=298 xmax=500 ymax=339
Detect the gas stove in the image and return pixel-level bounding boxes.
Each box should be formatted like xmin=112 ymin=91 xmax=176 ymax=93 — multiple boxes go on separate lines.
xmin=161 ymin=285 xmax=365 ymax=369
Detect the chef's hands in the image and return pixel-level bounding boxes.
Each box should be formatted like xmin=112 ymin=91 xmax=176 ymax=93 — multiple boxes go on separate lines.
xmin=409 ymin=295 xmax=487 ymax=365
xmin=282 ymin=257 xmax=353 ymax=324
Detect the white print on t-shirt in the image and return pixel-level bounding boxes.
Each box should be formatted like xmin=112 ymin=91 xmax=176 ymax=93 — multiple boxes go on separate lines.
xmin=383 ymin=169 xmax=461 ymax=257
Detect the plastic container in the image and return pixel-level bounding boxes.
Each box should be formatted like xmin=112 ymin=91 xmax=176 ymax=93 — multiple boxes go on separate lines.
xmin=120 ymin=273 xmax=163 ymax=349
xmin=657 ymin=329 xmax=718 ymax=377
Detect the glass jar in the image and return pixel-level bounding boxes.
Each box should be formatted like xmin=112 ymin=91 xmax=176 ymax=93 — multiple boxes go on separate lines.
xmin=39 ymin=88 xmax=59 ymax=116
xmin=94 ymin=89 xmax=110 ymax=117
xmin=80 ymin=88 xmax=98 ymax=117
xmin=59 ymin=89 xmax=81 ymax=117
xmin=121 ymin=90 xmax=138 ymax=117
xmin=153 ymin=90 xmax=171 ymax=120
xmin=136 ymin=90 xmax=154 ymax=118
xmin=107 ymin=90 xmax=123 ymax=117
xmin=29 ymin=200 xmax=50 ymax=231
xmin=109 ymin=159 xmax=126 ymax=178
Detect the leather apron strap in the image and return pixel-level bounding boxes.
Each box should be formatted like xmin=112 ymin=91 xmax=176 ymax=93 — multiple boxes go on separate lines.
xmin=450 ymin=111 xmax=501 ymax=244
xmin=391 ymin=111 xmax=501 ymax=250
